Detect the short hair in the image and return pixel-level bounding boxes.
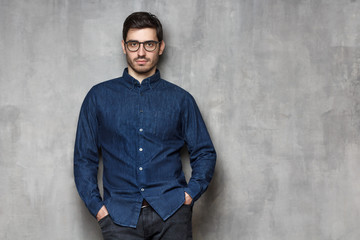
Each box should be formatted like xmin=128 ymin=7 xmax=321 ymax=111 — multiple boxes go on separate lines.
xmin=123 ymin=12 xmax=163 ymax=42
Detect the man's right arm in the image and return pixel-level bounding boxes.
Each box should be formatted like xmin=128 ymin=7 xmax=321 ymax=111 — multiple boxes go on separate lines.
xmin=74 ymin=89 xmax=104 ymax=218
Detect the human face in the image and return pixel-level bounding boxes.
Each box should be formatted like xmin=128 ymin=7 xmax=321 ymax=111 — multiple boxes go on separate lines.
xmin=122 ymin=28 xmax=165 ymax=82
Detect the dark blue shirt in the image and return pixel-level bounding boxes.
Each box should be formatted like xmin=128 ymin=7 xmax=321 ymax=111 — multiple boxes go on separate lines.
xmin=74 ymin=69 xmax=216 ymax=228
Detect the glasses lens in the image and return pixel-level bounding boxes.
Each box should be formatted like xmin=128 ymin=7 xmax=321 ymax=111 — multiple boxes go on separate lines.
xmin=127 ymin=41 xmax=139 ymax=51
xmin=144 ymin=41 xmax=158 ymax=51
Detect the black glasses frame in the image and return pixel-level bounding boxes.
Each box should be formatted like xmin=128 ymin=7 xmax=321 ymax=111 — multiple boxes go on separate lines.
xmin=125 ymin=40 xmax=161 ymax=52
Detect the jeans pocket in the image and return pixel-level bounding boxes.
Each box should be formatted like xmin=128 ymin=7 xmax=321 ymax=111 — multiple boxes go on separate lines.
xmin=98 ymin=215 xmax=115 ymax=240
xmin=98 ymin=215 xmax=111 ymax=229
xmin=183 ymin=203 xmax=193 ymax=211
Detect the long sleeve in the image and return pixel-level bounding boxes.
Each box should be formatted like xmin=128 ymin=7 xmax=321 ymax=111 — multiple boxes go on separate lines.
xmin=74 ymin=89 xmax=103 ymax=217
xmin=182 ymin=94 xmax=216 ymax=202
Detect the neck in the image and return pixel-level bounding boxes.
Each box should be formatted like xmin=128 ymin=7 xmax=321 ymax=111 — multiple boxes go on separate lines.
xmin=128 ymin=67 xmax=156 ymax=83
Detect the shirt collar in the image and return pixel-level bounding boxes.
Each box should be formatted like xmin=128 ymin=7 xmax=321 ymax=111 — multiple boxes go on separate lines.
xmin=121 ymin=68 xmax=161 ymax=90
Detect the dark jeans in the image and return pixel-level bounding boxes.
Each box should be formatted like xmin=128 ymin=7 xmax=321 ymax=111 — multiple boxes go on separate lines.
xmin=99 ymin=204 xmax=193 ymax=240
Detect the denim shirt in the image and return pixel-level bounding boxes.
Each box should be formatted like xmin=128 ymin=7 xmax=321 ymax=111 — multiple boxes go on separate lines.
xmin=74 ymin=68 xmax=216 ymax=228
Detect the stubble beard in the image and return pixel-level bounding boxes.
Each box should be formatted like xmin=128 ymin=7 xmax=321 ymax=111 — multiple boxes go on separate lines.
xmin=126 ymin=54 xmax=159 ymax=76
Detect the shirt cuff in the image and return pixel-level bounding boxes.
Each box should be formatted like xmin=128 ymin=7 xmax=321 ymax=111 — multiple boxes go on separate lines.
xmin=87 ymin=198 xmax=104 ymax=218
xmin=184 ymin=181 xmax=202 ymax=202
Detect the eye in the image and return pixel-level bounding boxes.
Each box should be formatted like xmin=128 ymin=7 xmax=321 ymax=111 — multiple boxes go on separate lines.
xmin=129 ymin=41 xmax=139 ymax=47
xmin=145 ymin=41 xmax=155 ymax=47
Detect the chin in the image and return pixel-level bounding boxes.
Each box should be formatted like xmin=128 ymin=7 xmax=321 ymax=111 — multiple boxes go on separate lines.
xmin=134 ymin=65 xmax=156 ymax=74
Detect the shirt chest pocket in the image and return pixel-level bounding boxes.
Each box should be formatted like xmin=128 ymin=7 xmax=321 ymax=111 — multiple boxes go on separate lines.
xmin=145 ymin=110 xmax=181 ymax=139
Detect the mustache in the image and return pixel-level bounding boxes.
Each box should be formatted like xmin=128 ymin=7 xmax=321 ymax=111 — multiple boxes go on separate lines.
xmin=134 ymin=57 xmax=149 ymax=61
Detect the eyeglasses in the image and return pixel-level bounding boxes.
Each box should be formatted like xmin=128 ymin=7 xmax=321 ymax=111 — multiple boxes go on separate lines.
xmin=125 ymin=40 xmax=161 ymax=52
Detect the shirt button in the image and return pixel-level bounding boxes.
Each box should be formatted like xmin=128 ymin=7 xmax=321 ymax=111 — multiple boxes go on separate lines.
xmin=139 ymin=109 xmax=143 ymax=113
xmin=139 ymin=167 xmax=143 ymax=171
xmin=141 ymin=188 xmax=145 ymax=192
xmin=139 ymin=148 xmax=143 ymax=152
xmin=139 ymin=128 xmax=143 ymax=132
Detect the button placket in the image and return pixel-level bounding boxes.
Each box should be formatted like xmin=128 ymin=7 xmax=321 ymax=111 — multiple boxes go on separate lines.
xmin=138 ymin=90 xmax=144 ymax=158
xmin=137 ymin=87 xmax=146 ymax=194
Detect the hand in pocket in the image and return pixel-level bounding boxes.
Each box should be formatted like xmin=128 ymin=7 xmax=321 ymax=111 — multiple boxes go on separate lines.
xmin=184 ymin=192 xmax=193 ymax=205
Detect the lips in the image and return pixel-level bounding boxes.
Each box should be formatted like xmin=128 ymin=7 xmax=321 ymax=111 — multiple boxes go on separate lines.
xmin=135 ymin=59 xmax=148 ymax=65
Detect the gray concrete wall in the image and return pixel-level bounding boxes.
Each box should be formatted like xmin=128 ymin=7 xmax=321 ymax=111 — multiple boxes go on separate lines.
xmin=1 ymin=0 xmax=360 ymax=239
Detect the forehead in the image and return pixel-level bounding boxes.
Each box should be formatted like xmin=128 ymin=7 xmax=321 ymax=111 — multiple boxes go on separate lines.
xmin=126 ymin=28 xmax=158 ymax=41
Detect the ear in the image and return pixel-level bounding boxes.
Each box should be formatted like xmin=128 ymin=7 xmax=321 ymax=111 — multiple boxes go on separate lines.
xmin=121 ymin=40 xmax=126 ymax=54
xmin=159 ymin=40 xmax=165 ymax=55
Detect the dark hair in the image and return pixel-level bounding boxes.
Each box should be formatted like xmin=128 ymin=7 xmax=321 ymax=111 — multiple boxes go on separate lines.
xmin=123 ymin=12 xmax=163 ymax=42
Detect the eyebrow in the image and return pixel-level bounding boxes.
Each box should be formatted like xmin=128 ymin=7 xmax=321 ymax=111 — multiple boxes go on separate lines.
xmin=126 ymin=40 xmax=158 ymax=42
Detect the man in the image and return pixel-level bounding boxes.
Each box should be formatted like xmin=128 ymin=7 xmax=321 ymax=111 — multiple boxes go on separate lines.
xmin=74 ymin=12 xmax=216 ymax=240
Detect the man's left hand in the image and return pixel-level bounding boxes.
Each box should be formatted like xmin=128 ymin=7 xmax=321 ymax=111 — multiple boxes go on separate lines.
xmin=184 ymin=192 xmax=193 ymax=205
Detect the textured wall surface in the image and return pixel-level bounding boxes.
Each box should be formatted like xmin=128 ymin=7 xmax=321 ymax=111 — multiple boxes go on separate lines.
xmin=1 ymin=0 xmax=360 ymax=239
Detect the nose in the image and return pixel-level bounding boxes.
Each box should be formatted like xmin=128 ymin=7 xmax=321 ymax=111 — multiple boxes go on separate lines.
xmin=137 ymin=43 xmax=146 ymax=56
